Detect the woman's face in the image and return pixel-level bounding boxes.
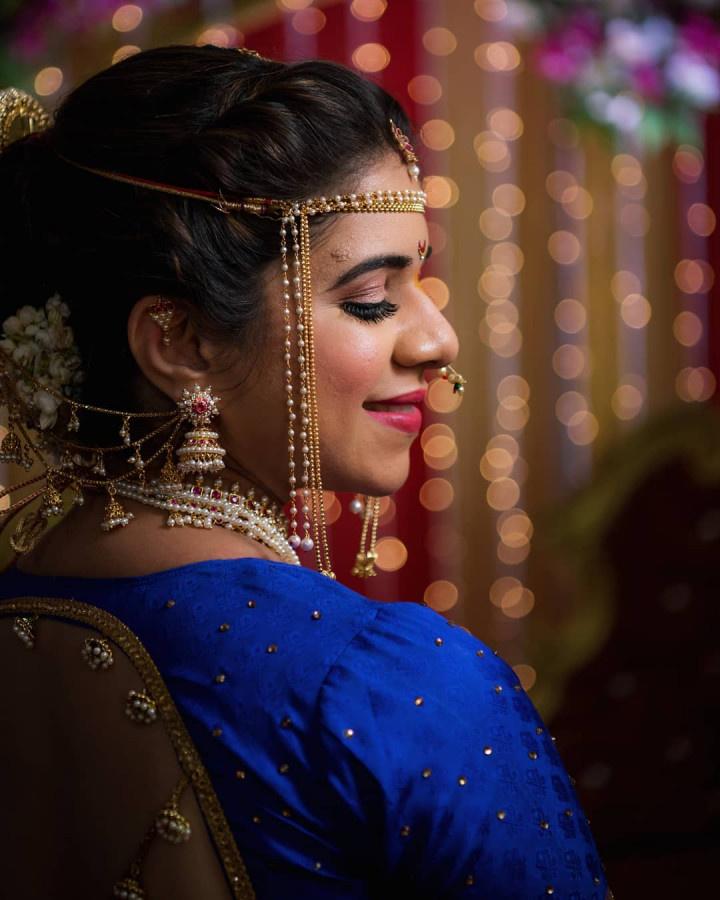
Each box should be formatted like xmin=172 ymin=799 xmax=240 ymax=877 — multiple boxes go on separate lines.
xmin=215 ymin=154 xmax=459 ymax=502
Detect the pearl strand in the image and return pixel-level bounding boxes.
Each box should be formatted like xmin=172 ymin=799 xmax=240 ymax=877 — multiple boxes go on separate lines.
xmin=113 ymin=478 xmax=301 ymax=566
xmin=289 ymin=213 xmax=314 ymax=553
xmin=280 ymin=218 xmax=301 ymax=551
xmin=299 ymin=212 xmax=334 ymax=577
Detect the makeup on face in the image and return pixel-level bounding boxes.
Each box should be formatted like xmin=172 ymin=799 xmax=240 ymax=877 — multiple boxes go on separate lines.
xmin=321 ymin=243 xmax=434 ymax=431
xmin=362 ymin=388 xmax=427 ymax=434
xmin=328 ymin=253 xmax=414 ymax=291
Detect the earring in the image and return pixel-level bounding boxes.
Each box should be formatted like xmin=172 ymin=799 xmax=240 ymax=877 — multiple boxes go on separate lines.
xmin=440 ymin=365 xmax=467 ymax=395
xmin=175 ymin=385 xmax=226 ymax=477
xmin=147 ymin=298 xmax=175 ymax=346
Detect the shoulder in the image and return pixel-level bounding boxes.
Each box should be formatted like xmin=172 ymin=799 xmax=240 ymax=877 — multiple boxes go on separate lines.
xmin=315 ymin=597 xmax=529 ymax=762
xmin=203 ymin=562 xmax=507 ymax=718
xmin=311 ymin=601 xmax=607 ymax=897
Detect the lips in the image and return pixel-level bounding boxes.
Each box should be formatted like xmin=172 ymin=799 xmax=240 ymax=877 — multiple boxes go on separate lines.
xmin=363 ymin=389 xmax=426 ymax=434
xmin=363 ymin=389 xmax=427 ymax=407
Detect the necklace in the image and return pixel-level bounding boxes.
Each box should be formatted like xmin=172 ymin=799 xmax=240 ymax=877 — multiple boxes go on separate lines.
xmin=114 ymin=476 xmax=300 ymax=566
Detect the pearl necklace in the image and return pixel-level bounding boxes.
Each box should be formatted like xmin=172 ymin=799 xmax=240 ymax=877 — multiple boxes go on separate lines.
xmin=114 ymin=476 xmax=301 ymax=567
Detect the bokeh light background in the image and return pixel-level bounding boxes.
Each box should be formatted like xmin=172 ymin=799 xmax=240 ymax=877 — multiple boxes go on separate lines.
xmin=3 ymin=1 xmax=720 ymax=892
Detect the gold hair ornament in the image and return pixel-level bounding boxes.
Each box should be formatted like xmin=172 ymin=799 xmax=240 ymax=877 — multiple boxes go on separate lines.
xmin=389 ymin=119 xmax=420 ymax=181
xmin=0 ymin=87 xmax=49 ymax=152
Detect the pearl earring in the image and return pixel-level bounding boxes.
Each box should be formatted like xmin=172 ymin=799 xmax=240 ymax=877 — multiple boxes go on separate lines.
xmin=147 ymin=297 xmax=175 ymax=346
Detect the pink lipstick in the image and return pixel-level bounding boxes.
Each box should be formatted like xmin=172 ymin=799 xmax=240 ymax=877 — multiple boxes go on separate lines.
xmin=363 ymin=389 xmax=427 ymax=433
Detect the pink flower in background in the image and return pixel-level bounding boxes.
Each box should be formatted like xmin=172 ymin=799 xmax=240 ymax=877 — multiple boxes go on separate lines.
xmin=534 ymin=10 xmax=603 ymax=84
xmin=631 ymin=63 xmax=666 ymax=102
xmin=679 ymin=15 xmax=720 ymax=64
xmin=518 ymin=1 xmax=720 ymax=150
xmin=535 ymin=40 xmax=588 ymax=83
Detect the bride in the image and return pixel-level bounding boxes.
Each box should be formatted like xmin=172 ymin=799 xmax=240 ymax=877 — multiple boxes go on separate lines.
xmin=0 ymin=45 xmax=609 ymax=899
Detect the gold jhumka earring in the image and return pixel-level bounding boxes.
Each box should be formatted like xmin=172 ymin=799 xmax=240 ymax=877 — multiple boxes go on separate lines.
xmin=0 ymin=86 xmax=467 ymax=581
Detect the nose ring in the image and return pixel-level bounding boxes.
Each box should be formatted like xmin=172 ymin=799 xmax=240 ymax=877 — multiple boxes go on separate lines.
xmin=439 ymin=364 xmax=467 ymax=395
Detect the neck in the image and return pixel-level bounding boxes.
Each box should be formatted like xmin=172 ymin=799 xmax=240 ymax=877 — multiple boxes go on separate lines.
xmin=220 ymin=452 xmax=287 ymax=511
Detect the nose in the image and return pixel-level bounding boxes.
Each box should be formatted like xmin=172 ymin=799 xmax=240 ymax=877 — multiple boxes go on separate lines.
xmin=393 ymin=286 xmax=460 ymax=376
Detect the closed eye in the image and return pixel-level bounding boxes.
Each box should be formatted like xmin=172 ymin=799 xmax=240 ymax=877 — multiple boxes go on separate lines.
xmin=340 ymin=298 xmax=399 ymax=323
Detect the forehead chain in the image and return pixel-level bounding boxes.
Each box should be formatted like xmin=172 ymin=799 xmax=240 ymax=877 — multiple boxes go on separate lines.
xmin=52 ymin=116 xmax=424 ymax=216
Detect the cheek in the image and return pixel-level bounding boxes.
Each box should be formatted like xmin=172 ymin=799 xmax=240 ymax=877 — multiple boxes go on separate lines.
xmin=316 ymin=321 xmax=388 ymax=404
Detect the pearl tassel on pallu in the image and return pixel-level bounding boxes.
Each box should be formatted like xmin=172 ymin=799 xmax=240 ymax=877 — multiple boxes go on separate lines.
xmin=351 ymin=495 xmax=381 ymax=578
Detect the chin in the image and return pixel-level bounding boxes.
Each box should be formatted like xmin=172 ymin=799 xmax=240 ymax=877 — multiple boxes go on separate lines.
xmin=325 ymin=452 xmax=411 ymax=497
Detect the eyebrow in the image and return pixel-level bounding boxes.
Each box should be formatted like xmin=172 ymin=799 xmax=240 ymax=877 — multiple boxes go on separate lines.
xmin=329 ymin=254 xmax=413 ymax=290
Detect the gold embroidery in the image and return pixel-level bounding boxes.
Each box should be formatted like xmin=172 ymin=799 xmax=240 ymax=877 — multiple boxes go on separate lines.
xmin=12 ymin=614 xmax=36 ymax=649
xmin=81 ymin=636 xmax=114 ymax=670
xmin=114 ymin=774 xmax=191 ymax=897
xmin=125 ymin=689 xmax=158 ymax=725
xmin=112 ymin=875 xmax=145 ymax=899
xmin=0 ymin=596 xmax=255 ymax=899
xmin=156 ymin=776 xmax=192 ymax=843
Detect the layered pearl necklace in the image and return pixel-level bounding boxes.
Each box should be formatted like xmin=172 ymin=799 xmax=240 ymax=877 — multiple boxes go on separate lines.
xmin=114 ymin=476 xmax=301 ymax=566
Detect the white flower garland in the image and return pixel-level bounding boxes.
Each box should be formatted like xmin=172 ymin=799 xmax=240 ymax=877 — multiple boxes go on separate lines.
xmin=0 ymin=294 xmax=83 ymax=430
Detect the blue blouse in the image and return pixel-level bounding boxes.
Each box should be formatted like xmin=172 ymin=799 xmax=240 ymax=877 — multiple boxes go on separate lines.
xmin=0 ymin=557 xmax=609 ymax=899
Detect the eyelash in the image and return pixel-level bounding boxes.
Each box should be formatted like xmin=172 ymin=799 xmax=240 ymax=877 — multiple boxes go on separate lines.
xmin=340 ymin=298 xmax=399 ymax=323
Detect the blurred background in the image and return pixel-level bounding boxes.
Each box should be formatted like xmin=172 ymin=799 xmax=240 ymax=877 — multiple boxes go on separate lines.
xmin=2 ymin=0 xmax=719 ymax=894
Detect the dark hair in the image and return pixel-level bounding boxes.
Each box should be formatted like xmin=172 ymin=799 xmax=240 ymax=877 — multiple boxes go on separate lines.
xmin=0 ymin=45 xmax=413 ymax=445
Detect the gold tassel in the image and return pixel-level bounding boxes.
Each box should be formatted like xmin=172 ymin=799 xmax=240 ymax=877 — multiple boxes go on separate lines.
xmin=158 ymin=449 xmax=182 ymax=486
xmin=40 ymin=475 xmax=64 ymax=518
xmin=0 ymin=420 xmax=32 ymax=469
xmin=351 ymin=495 xmax=381 ymax=578
xmin=100 ymin=484 xmax=134 ymax=531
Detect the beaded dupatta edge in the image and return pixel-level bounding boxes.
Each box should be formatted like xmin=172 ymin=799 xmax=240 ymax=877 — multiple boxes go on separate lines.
xmin=0 ymin=595 xmax=256 ymax=900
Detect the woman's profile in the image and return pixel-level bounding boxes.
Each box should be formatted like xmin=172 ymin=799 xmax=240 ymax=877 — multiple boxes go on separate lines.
xmin=0 ymin=46 xmax=610 ymax=899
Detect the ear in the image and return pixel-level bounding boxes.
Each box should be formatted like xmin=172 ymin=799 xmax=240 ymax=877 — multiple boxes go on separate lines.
xmin=127 ymin=296 xmax=214 ymax=400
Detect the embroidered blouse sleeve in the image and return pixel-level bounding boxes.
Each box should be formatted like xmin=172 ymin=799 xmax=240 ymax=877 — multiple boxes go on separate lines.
xmin=315 ymin=602 xmax=609 ymax=900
